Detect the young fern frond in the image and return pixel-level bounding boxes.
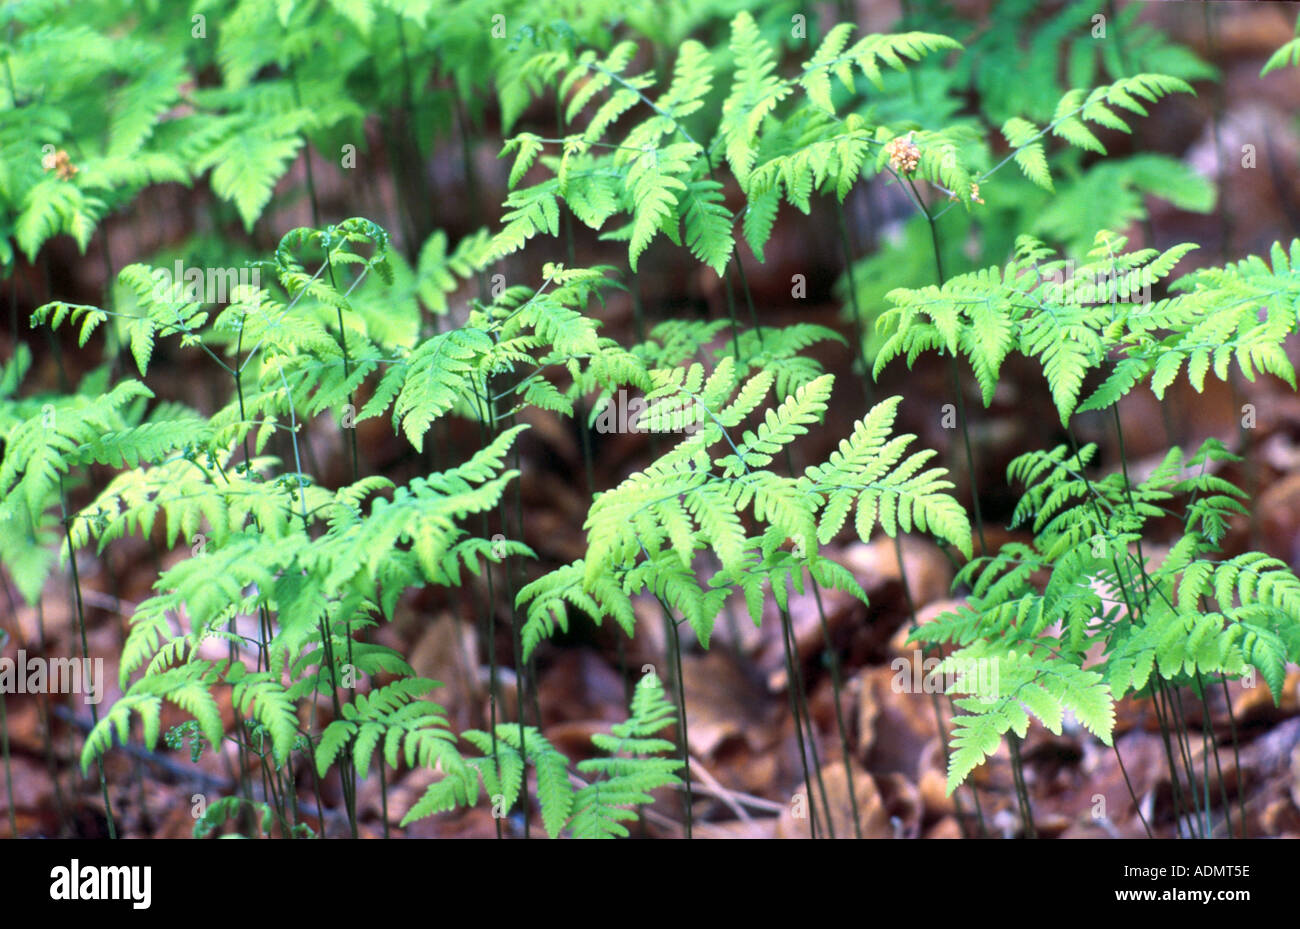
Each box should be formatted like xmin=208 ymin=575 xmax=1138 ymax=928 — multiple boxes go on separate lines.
xmin=521 ymin=368 xmax=969 ymax=652
xmin=414 ymin=672 xmax=680 ymax=838
xmin=874 ymin=232 xmax=1263 ymax=425
xmin=917 ymin=436 xmax=1300 ymax=794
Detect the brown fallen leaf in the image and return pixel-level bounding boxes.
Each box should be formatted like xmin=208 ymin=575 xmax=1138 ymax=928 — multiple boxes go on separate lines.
xmin=924 ymin=815 xmax=963 ymax=839
xmin=837 ymin=535 xmax=954 ymax=609
xmin=857 ymin=665 xmax=940 ymax=778
xmin=681 ymin=650 xmax=774 ymax=758
xmin=775 ymin=760 xmax=890 ymax=838
xmin=406 ymin=613 xmax=480 ymax=728
xmin=1229 ymin=669 xmax=1299 ymax=725
xmin=888 ymin=597 xmax=965 ymax=659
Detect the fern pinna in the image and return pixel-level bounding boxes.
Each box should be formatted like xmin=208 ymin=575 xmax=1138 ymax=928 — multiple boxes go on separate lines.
xmin=876 ymin=234 xmax=1300 ymax=798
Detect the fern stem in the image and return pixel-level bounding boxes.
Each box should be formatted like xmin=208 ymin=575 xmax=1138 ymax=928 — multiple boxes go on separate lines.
xmin=780 ymin=606 xmax=834 ymax=837
xmin=1219 ymin=676 xmax=1247 ymax=837
xmin=1149 ymin=681 xmax=1193 ymax=837
xmin=469 ymin=376 xmax=509 ymax=840
xmin=1065 ymin=426 xmax=1190 ymax=839
xmin=492 ymin=392 xmax=532 ymax=840
xmin=1113 ymin=743 xmax=1154 ymax=839
xmin=774 ymin=607 xmax=820 ymax=838
xmin=1006 ymin=732 xmax=1036 ymax=839
xmin=834 ymin=200 xmax=874 ymax=407
xmin=809 ymin=582 xmax=861 ymax=837
xmin=1194 ymin=677 xmax=1227 ymax=838
xmin=273 ymin=352 xmax=360 ymax=838
xmin=232 ymin=321 xmax=276 ymax=829
xmin=378 ymin=757 xmax=390 ymax=839
xmin=907 ymin=178 xmax=1014 ymax=836
xmin=1202 ymin=4 xmax=1233 ymax=264
xmin=455 ymin=92 xmax=490 ymax=302
xmin=257 ymin=748 xmax=291 ymax=838
xmin=279 ymin=754 xmax=301 ymax=838
xmin=892 ymin=535 xmax=984 ymax=838
xmin=719 ymin=259 xmax=744 ymax=362
xmin=1182 ymin=689 xmax=1213 ymax=838
xmin=663 ymin=610 xmax=694 ymax=837
xmin=59 ymin=475 xmax=117 ymax=839
xmin=719 ymin=253 xmax=837 ymax=836
xmin=1107 ymin=406 xmax=1213 ymax=836
xmin=1164 ymin=682 xmax=1206 ymax=837
xmin=306 ymin=736 xmax=328 ymax=836
xmin=833 ymin=192 xmax=984 ymax=837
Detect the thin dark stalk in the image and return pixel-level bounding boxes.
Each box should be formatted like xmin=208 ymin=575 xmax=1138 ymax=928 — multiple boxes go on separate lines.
xmin=1150 ymin=682 xmax=1193 ymax=837
xmin=232 ymin=321 xmax=275 ymax=832
xmin=780 ymin=606 xmax=835 ymax=836
xmin=1006 ymin=734 xmax=1036 ymax=838
xmin=810 ymin=583 xmax=860 ymax=837
xmin=663 ymin=610 xmax=694 ymax=837
xmin=1114 ymin=743 xmax=1154 ymax=838
xmin=1108 ymin=405 xmax=1209 ymax=835
xmin=467 ymin=374 xmax=516 ymax=838
xmin=834 ymin=192 xmax=989 ymax=836
xmin=1195 ymin=675 xmax=1229 ymax=838
xmin=773 ymin=606 xmax=820 ymax=839
xmin=59 ymin=475 xmax=117 ymax=838
xmin=893 ymin=536 xmax=983 ymax=838
xmin=722 ymin=248 xmax=834 ymax=837
xmin=834 ymin=201 xmax=875 ymax=407
xmin=1165 ymin=683 xmax=1205 ymax=836
xmin=908 ymin=179 xmax=1007 ymax=835
xmin=378 ymin=758 xmax=390 ymax=839
xmin=455 ymin=92 xmax=490 ymax=301
xmin=1219 ymin=676 xmax=1247 ymax=836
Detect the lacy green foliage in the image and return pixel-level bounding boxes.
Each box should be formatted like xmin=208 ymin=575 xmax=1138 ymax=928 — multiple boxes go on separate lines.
xmin=7 ymin=0 xmax=1298 ymax=840
xmin=876 ymin=233 xmax=1300 ymax=791
xmin=1089 ymin=239 xmax=1300 ymax=408
xmin=442 ymin=672 xmax=681 ymax=838
xmin=835 ymin=149 xmax=1218 ymax=372
xmin=876 ymin=233 xmax=1300 ymax=425
xmin=495 ymin=12 xmax=957 ymax=274
xmin=836 ymin=1 xmax=1212 ymax=368
xmin=913 ymin=438 xmax=1300 ymax=793
xmin=360 ymin=262 xmax=626 ymax=448
xmin=14 ymin=191 xmax=850 ymax=833
xmin=624 ymin=319 xmax=846 ymax=405
xmin=3 ymin=0 xmax=803 ymax=264
xmin=9 ymin=213 xmax=547 ymax=831
xmin=317 ymin=677 xmax=471 ymax=801
xmin=521 ymin=372 xmax=970 ymax=653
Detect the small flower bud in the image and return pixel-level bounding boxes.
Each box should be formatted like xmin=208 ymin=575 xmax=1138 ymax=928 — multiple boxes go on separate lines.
xmin=885 ymin=132 xmax=920 ymax=175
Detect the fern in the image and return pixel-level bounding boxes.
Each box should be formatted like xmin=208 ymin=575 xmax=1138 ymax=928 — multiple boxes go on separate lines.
xmin=523 ymin=367 xmax=969 ymax=651
xmin=917 ymin=436 xmax=1300 ymax=793
xmin=419 ymin=672 xmax=681 ymax=838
